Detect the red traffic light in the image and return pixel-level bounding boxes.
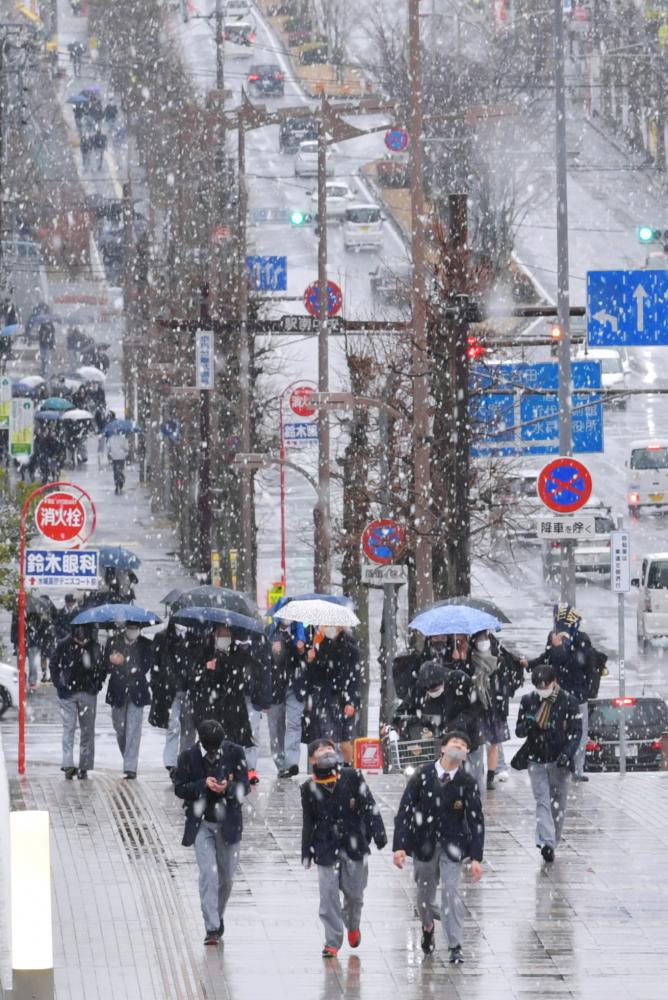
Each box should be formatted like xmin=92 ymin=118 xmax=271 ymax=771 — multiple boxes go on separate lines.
xmin=466 ymin=334 xmax=486 ymax=360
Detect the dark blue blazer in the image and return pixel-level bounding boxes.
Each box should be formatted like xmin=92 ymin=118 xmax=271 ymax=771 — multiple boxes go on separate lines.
xmin=392 ymin=762 xmax=484 ymax=863
xmin=103 ymin=635 xmax=153 ymax=708
xmin=174 ymin=741 xmax=250 ymax=848
xmin=301 ymin=767 xmax=387 ymax=866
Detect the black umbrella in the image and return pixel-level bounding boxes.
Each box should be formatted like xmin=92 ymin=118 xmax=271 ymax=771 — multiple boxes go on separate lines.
xmin=160 ymin=588 xmax=184 ymax=606
xmin=428 ymin=596 xmax=512 ymax=625
xmin=26 ymin=594 xmax=57 ymax=618
xmin=171 ymin=585 xmax=257 ymax=617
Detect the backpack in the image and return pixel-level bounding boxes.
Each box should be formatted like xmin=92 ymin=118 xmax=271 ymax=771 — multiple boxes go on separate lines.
xmin=586 ymin=647 xmax=608 ymax=699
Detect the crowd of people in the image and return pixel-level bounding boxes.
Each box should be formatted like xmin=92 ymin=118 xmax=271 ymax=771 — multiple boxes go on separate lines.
xmin=25 ymin=595 xmax=607 ymax=957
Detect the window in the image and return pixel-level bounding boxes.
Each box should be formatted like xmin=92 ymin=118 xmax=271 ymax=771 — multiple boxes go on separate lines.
xmin=630 ymin=448 xmax=668 ymax=470
xmin=346 ymin=208 xmax=382 ymax=225
xmin=589 ymin=700 xmax=668 ymax=735
xmin=647 ymin=561 xmax=668 ymax=589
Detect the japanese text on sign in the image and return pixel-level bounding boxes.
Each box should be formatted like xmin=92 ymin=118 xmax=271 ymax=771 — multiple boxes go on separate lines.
xmin=25 ymin=549 xmax=99 ymax=589
xmin=537 ymin=515 xmax=596 ymax=538
xmin=284 ymin=422 xmax=319 ymax=446
xmin=196 ymin=330 xmax=215 ymax=391
xmin=610 ymin=530 xmax=631 ymax=593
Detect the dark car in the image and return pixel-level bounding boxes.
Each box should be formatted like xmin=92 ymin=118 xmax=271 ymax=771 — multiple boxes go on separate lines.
xmin=585 ymin=696 xmax=668 ymax=772
xmin=279 ymin=115 xmax=318 ymax=153
xmin=369 ymin=263 xmax=411 ymax=306
xmin=248 ymin=63 xmax=285 ymax=96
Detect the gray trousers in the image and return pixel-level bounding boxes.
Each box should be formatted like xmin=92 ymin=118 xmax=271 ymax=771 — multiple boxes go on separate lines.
xmin=574 ymin=701 xmax=588 ymax=777
xmin=317 ymin=852 xmax=368 ymax=949
xmin=467 ymin=746 xmax=485 ymax=798
xmin=267 ymin=689 xmax=302 ymax=771
xmin=244 ymin=696 xmax=261 ymax=770
xmin=528 ymin=761 xmax=570 ymax=849
xmin=27 ymin=646 xmax=40 ymax=688
xmin=60 ymin=692 xmax=97 ymax=771
xmin=163 ymin=691 xmax=185 ymax=768
xmin=111 ymin=700 xmax=144 ymax=773
xmin=414 ymin=846 xmax=465 ymax=948
xmin=194 ymin=820 xmax=240 ymax=931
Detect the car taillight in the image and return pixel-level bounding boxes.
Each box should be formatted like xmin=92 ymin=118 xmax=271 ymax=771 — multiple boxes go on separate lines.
xmin=612 ymin=697 xmax=637 ymax=707
xmin=550 ymin=541 xmax=561 ymax=550
xmin=586 ymin=740 xmax=601 ymax=752
xmin=249 ymin=31 xmax=255 ymax=41
xmin=645 ymin=595 xmax=652 ymax=612
xmin=248 ymin=74 xmax=259 ymax=81
xmin=629 ymin=491 xmax=640 ymax=504
xmin=276 ymin=72 xmax=284 ymax=80
xmin=651 ymin=739 xmax=663 ymax=750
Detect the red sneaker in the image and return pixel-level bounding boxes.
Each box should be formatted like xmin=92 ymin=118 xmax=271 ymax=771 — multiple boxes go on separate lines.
xmin=248 ymin=769 xmax=260 ymax=786
xmin=321 ymin=946 xmax=338 ymax=959
xmin=347 ymin=929 xmax=361 ymax=949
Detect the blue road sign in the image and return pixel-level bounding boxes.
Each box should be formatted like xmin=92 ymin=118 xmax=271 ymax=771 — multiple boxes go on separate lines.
xmin=384 ymin=128 xmax=410 ymax=153
xmin=587 ymin=269 xmax=668 ymax=346
xmin=470 ymin=361 xmax=603 ymax=457
xmin=25 ymin=548 xmax=99 ymax=589
xmin=246 ymin=255 xmax=287 ymax=292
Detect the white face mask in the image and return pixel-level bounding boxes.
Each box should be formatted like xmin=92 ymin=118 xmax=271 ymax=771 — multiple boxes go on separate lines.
xmin=323 ymin=627 xmax=339 ymax=640
xmin=536 ymin=685 xmax=555 ymax=700
xmin=174 ymin=624 xmax=188 ymax=638
xmin=82 ymin=651 xmax=91 ymax=668
xmin=215 ymin=636 xmax=231 ymax=652
xmin=126 ymin=628 xmax=140 ymax=643
xmin=444 ymin=747 xmax=467 ymax=763
xmin=427 ymin=685 xmax=444 ymax=699
xmin=476 ymin=639 xmax=491 ymax=653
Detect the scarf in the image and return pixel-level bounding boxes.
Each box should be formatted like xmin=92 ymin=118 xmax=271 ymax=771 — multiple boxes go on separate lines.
xmin=472 ymin=648 xmax=499 ymax=711
xmin=535 ymin=683 xmax=560 ymax=729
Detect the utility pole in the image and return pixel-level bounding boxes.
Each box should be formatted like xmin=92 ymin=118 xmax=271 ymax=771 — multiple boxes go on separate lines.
xmin=554 ymin=0 xmax=576 ymax=605
xmin=449 ymin=194 xmax=471 ymax=595
xmin=314 ymin=97 xmax=331 ymax=592
xmin=408 ymin=0 xmax=433 ymax=609
xmin=121 ymin=179 xmax=136 ymax=424
xmin=215 ymin=0 xmax=224 ymax=91
xmin=379 ymin=393 xmax=397 ymax=724
xmin=237 ymin=104 xmax=253 ymax=594
xmin=198 ymin=291 xmax=213 ymax=574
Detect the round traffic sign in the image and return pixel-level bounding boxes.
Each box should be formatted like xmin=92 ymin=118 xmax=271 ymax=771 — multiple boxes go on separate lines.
xmin=34 ymin=490 xmax=89 ymax=543
xmin=303 ymin=280 xmax=343 ymax=318
xmin=289 ymin=385 xmax=316 ymax=418
xmin=537 ymin=458 xmax=592 ymax=514
xmin=362 ymin=518 xmax=406 ymax=565
xmin=384 ymin=127 xmax=410 ymax=153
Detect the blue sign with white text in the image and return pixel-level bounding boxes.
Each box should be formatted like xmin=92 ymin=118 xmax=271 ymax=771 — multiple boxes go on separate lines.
xmin=25 ymin=549 xmax=99 ymax=588
xmin=470 ymin=361 xmax=603 ymax=457
xmin=246 ymin=255 xmax=288 ymax=291
xmin=587 ymin=269 xmax=668 ymax=346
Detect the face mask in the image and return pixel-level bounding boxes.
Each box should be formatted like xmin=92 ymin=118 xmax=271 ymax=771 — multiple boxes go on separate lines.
xmin=427 ymin=684 xmax=444 ymax=699
xmin=313 ymin=752 xmax=338 ymax=775
xmin=444 ymin=747 xmax=468 ymax=763
xmin=430 ymin=642 xmax=448 ymax=657
xmin=174 ymin=624 xmax=187 ymax=638
xmin=126 ymin=628 xmax=140 ymax=643
xmin=323 ymin=627 xmax=339 ymax=640
xmin=476 ymin=639 xmax=491 ymax=653
xmin=215 ymin=636 xmax=231 ymax=652
xmin=536 ymin=685 xmax=555 ymax=700
xmin=201 ymin=739 xmax=222 ymax=754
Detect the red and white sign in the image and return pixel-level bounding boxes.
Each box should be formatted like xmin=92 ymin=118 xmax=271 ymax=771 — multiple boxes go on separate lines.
xmin=537 ymin=457 xmax=592 ymax=514
xmin=289 ymin=385 xmax=316 ymax=418
xmin=362 ymin=518 xmax=407 ymax=565
xmin=35 ymin=491 xmax=88 ymax=543
xmin=354 ymin=737 xmax=383 ymax=772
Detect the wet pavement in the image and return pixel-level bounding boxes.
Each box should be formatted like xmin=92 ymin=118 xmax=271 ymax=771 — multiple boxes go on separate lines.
xmin=3 ymin=688 xmax=668 ymax=1000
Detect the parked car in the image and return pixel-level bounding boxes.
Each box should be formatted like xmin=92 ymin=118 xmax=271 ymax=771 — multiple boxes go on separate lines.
xmin=627 ymin=439 xmax=668 ymax=516
xmin=0 ymin=661 xmax=19 ymax=718
xmin=294 ymin=139 xmax=333 ymax=177
xmin=582 ymin=347 xmax=627 ymax=406
xmin=226 ymin=0 xmax=251 ymax=16
xmin=644 ymin=250 xmax=668 ymax=270
xmin=309 ymin=181 xmax=355 ymax=220
xmin=541 ymin=498 xmax=614 ymax=581
xmin=247 ymin=63 xmax=284 ymax=96
xmin=224 ymin=21 xmax=255 ymax=58
xmin=279 ymin=116 xmax=317 ymax=153
xmin=633 ymin=552 xmax=668 ymax=650
xmin=369 ymin=262 xmax=411 ymax=305
xmin=342 ymin=203 xmax=384 ymax=250
xmin=576 ymin=339 xmax=631 ymax=376
xmin=585 ymin=696 xmax=668 ymax=771
xmin=494 ymin=468 xmax=542 ymax=545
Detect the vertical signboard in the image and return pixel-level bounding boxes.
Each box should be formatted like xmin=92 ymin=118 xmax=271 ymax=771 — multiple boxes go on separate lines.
xmin=0 ymin=375 xmax=11 ymax=430
xmin=10 ymin=398 xmax=34 ymax=457
xmin=195 ymin=330 xmax=215 ymax=390
xmin=610 ymin=530 xmax=631 ymax=593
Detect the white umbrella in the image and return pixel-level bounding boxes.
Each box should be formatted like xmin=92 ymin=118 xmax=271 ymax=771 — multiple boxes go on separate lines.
xmin=276 ymin=599 xmax=359 ymax=628
xmin=61 ymin=408 xmax=94 ymax=421
xmin=18 ymin=375 xmax=45 ymax=388
xmin=76 ymin=365 xmax=106 ymax=383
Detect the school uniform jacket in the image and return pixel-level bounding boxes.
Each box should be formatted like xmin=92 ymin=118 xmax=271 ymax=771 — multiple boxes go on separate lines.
xmin=301 ymin=767 xmax=387 ymax=866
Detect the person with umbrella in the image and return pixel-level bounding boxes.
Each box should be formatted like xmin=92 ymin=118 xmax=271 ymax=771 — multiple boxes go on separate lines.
xmin=38 ymin=318 xmax=56 ymax=377
xmin=107 ymin=427 xmax=129 ymax=494
xmin=149 ymin=619 xmax=191 ymax=780
xmin=50 ymin=621 xmax=105 ymax=779
xmin=303 ymin=626 xmax=361 ymax=767
xmin=103 ymin=621 xmax=154 ymax=778
xmin=469 ymin=630 xmax=524 ymax=791
xmin=267 ymin=617 xmax=307 ymax=778
xmin=174 ymin=718 xmax=250 ymax=945
xmin=54 ymin=594 xmax=80 ymax=643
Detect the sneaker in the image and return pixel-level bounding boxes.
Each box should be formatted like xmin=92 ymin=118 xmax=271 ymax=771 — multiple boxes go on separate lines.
xmin=541 ymin=844 xmax=555 ymax=863
xmin=496 ymin=770 xmax=509 ymax=783
xmin=321 ymin=946 xmax=338 ymax=959
xmin=449 ymin=945 xmax=464 ymax=964
xmin=573 ymin=774 xmax=589 ymax=782
xmin=277 ymin=765 xmax=299 ymax=778
xmin=248 ymin=769 xmax=260 ymax=786
xmin=421 ymin=925 xmax=435 ymax=955
xmin=204 ymin=930 xmax=219 ymax=946
xmin=63 ymin=767 xmax=77 ymax=780
xmin=77 ymin=769 xmax=88 ymax=780
xmin=347 ymin=928 xmax=361 ymax=949
xmin=123 ymin=771 xmax=137 ymax=780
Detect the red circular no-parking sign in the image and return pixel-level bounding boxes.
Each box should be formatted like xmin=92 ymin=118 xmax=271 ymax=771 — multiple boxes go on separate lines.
xmin=537 ymin=458 xmax=592 ymax=514
xmin=362 ymin=518 xmax=406 ymax=565
xmin=289 ymin=386 xmax=316 ymax=418
xmin=34 ymin=490 xmax=89 ymax=543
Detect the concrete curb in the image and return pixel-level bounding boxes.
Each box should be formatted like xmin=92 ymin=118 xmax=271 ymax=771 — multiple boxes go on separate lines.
xmin=0 ymin=728 xmax=12 ymax=996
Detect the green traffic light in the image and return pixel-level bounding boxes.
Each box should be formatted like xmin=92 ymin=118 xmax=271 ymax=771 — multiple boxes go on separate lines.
xmin=637 ymin=224 xmax=656 ymax=243
xmin=290 ymin=210 xmax=306 ymax=226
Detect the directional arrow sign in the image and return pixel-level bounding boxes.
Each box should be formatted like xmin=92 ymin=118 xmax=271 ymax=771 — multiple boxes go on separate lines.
xmin=587 ymin=269 xmax=668 ymax=346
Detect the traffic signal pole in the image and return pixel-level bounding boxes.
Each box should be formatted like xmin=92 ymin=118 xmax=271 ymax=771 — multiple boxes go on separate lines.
xmin=238 ymin=109 xmax=254 ymax=594
xmin=554 ymin=0 xmax=576 ymax=606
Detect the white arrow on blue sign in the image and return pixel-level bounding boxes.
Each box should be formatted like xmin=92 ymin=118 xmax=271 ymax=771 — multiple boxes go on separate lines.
xmin=587 ymin=269 xmax=668 ymax=346
xmin=246 ymin=255 xmax=287 ymax=292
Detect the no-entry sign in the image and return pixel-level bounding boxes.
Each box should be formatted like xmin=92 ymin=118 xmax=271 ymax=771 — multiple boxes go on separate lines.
xmin=537 ymin=457 xmax=592 ymax=513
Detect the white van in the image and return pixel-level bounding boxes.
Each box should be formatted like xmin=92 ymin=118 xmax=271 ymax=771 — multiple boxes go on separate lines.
xmin=343 ymin=204 xmax=384 ymax=250
xmin=634 ymin=553 xmax=668 ymax=650
xmin=224 ymin=21 xmax=255 ymax=59
xmin=541 ymin=498 xmax=614 ymax=580
xmin=627 ymin=439 xmax=668 ymax=515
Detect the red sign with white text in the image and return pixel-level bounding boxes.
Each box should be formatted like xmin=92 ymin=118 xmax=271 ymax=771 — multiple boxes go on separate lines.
xmin=35 ymin=491 xmax=87 ymax=543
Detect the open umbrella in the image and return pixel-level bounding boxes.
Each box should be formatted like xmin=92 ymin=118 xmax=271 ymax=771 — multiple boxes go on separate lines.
xmin=50 ymin=373 xmax=83 ymax=392
xmin=61 ymin=408 xmax=94 ymax=421
xmin=0 ymin=324 xmax=19 ymax=337
xmin=172 ymin=606 xmax=265 ymax=635
xmin=72 ymin=604 xmax=161 ymax=627
xmin=97 ymin=545 xmax=141 ymax=570
xmin=267 ymin=592 xmax=354 ymax=617
xmin=276 ymin=599 xmax=359 ymax=628
xmin=172 ymin=585 xmax=256 ymax=617
xmin=12 ymin=382 xmax=44 ymax=398
xmin=26 ymin=594 xmax=57 ymax=617
xmin=35 ymin=410 xmax=62 ymax=423
xmin=76 ymin=365 xmax=106 ymax=383
xmin=41 ymin=397 xmax=74 ymax=412
xmin=428 ymin=596 xmax=511 ymax=625
xmin=161 ymin=588 xmax=184 ymax=606
xmin=409 ymin=605 xmax=501 ymax=637
xmin=66 ymin=94 xmax=89 ymax=105
xmin=103 ymin=419 xmax=143 ymax=436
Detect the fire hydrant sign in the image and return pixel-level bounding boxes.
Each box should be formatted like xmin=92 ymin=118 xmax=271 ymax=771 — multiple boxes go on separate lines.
xmin=35 ymin=492 xmax=87 ymax=542
xmin=25 ymin=549 xmax=99 ymax=589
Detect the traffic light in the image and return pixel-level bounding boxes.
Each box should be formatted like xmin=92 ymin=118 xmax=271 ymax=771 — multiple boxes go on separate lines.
xmin=290 ymin=210 xmax=310 ymax=226
xmin=549 ymin=324 xmax=563 ymax=342
xmin=466 ymin=334 xmax=486 ymax=360
xmin=637 ymin=224 xmax=659 ymax=244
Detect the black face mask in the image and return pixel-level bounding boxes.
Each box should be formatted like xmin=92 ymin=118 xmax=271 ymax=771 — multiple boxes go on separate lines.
xmin=313 ymin=752 xmax=338 ymax=778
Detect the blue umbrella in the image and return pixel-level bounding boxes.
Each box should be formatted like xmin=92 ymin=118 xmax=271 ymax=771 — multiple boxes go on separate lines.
xmin=12 ymin=382 xmax=43 ymax=398
xmin=66 ymin=94 xmax=89 ymax=105
xmin=172 ymin=606 xmax=265 ymax=635
xmin=0 ymin=324 xmax=19 ymax=337
xmin=409 ymin=605 xmax=501 ymax=636
xmin=103 ymin=419 xmax=143 ymax=436
xmin=35 ymin=410 xmax=62 ymax=422
xmin=98 ymin=545 xmax=141 ymax=570
xmin=72 ymin=604 xmax=161 ymax=627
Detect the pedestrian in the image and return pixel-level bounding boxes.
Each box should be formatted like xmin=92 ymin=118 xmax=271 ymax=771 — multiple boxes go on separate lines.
xmin=174 ymin=718 xmax=250 ymax=946
xmin=391 ymin=631 xmax=452 ymax=704
xmin=80 ymin=132 xmax=92 ymax=167
xmin=469 ymin=630 xmax=524 ymax=791
xmin=239 ymin=634 xmax=272 ymax=785
xmin=50 ymin=622 xmax=105 ymax=779
xmin=149 ymin=620 xmax=190 ymax=781
xmin=107 ymin=429 xmax=129 ymax=493
xmin=267 ymin=618 xmax=307 ymax=778
xmin=103 ymin=622 xmax=153 ymax=778
xmin=302 ymin=625 xmax=360 ymax=766
xmin=526 ymin=604 xmax=601 ymax=782
xmin=392 ymin=731 xmax=484 ymax=963
xmin=68 ymin=41 xmax=84 ymax=77
xmin=12 ymin=610 xmax=44 ymax=694
xmin=301 ymin=738 xmax=387 ymax=958
xmin=92 ymin=129 xmax=108 ymax=170
xmin=54 ymin=594 xmax=80 ymax=644
xmin=513 ymin=664 xmax=582 ymax=863
xmin=38 ymin=319 xmax=56 ymax=378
